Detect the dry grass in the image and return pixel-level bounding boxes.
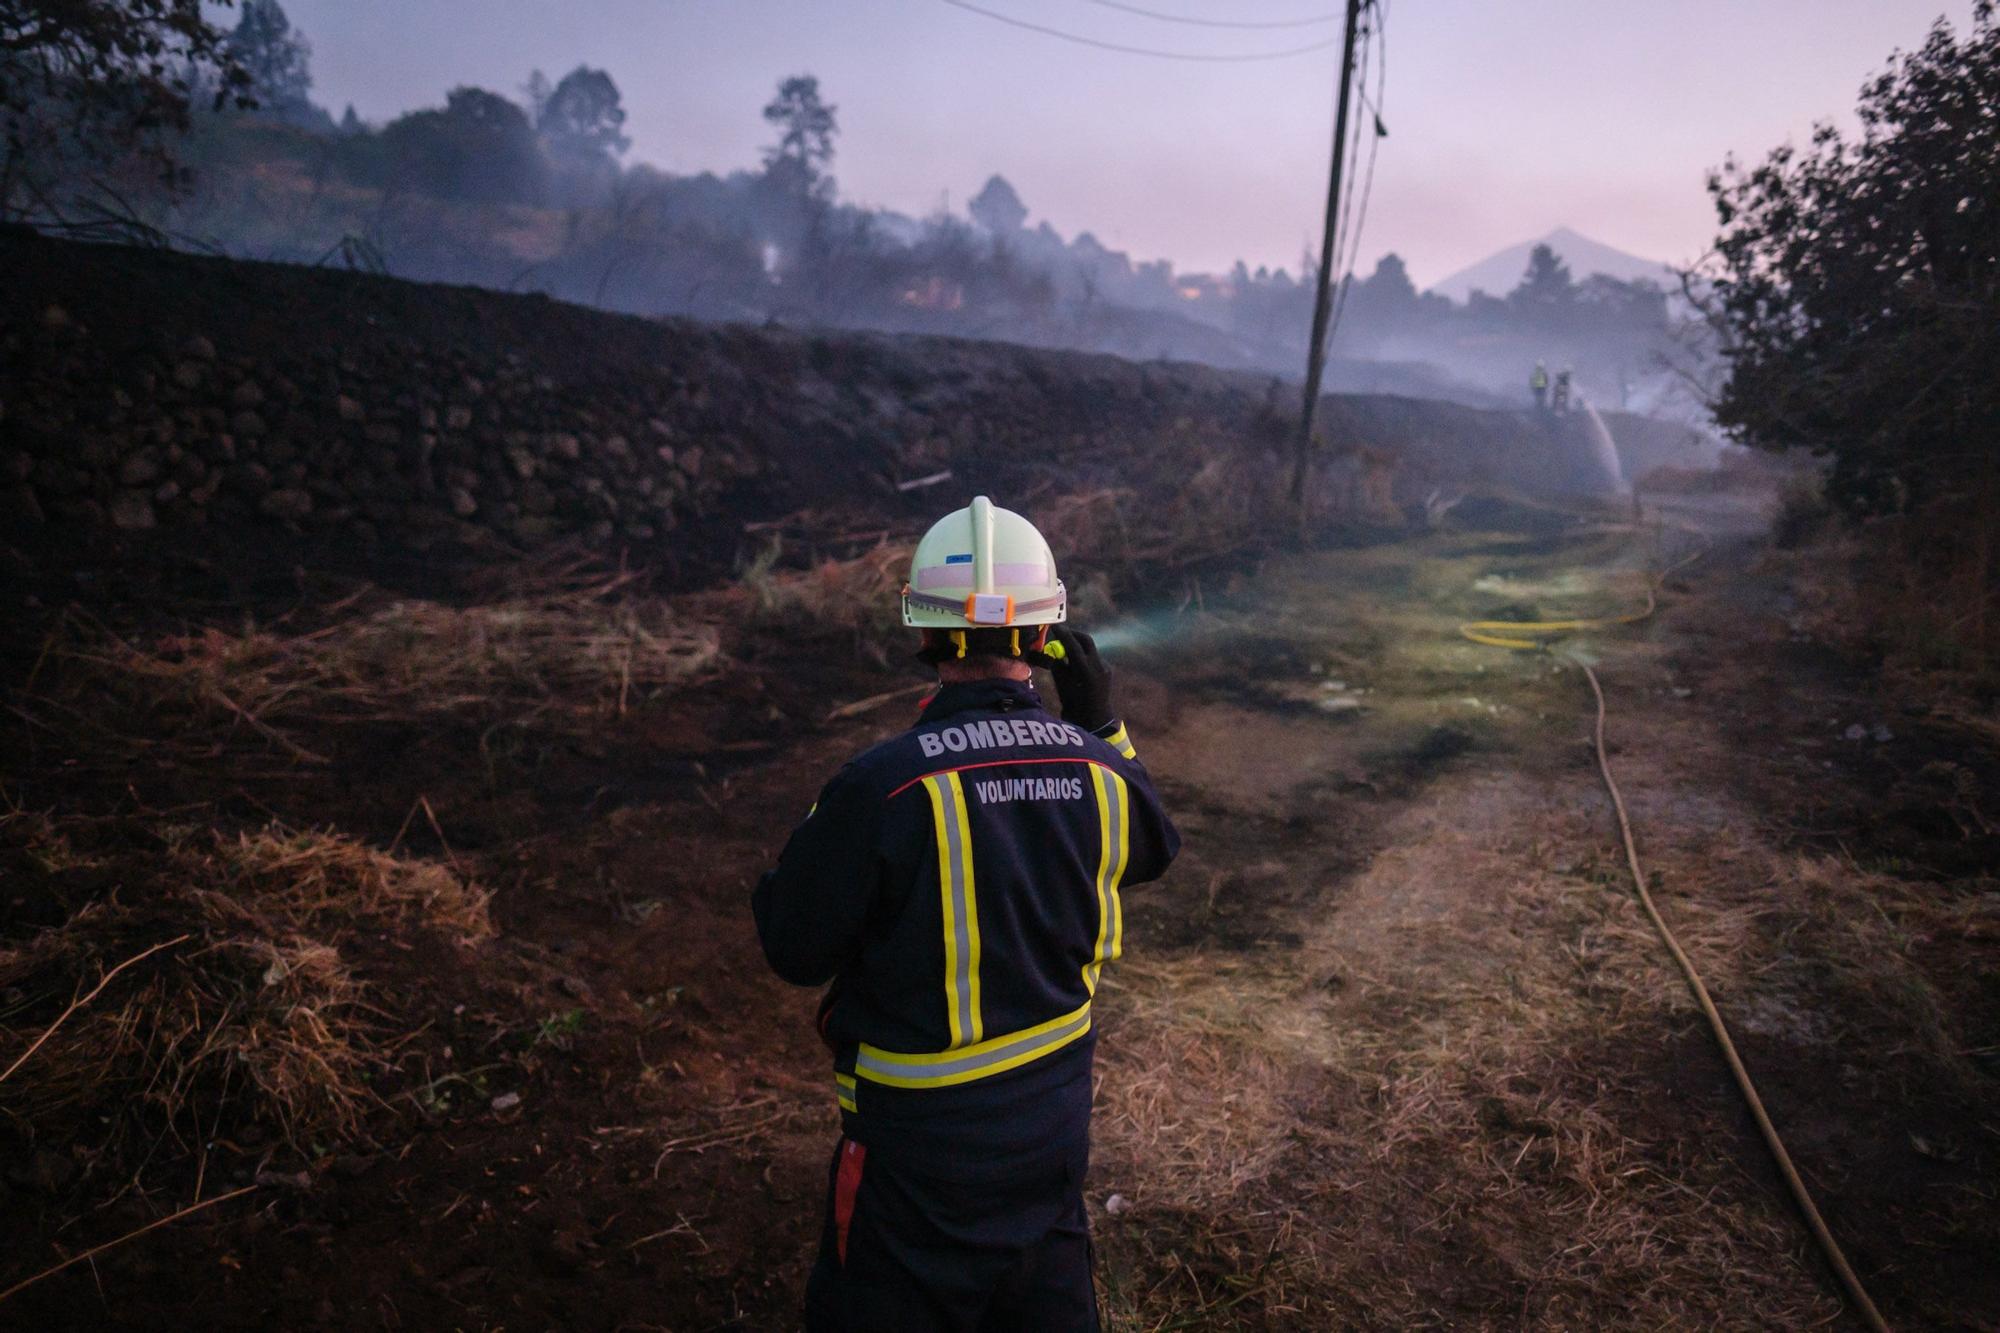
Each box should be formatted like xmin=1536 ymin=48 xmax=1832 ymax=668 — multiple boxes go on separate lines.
xmin=1095 ymin=956 xmax=1306 ymax=1207
xmin=1750 ymin=853 xmax=1998 ymax=1103
xmin=22 ymin=576 xmax=721 ymax=766
xmin=0 ymin=812 xmax=491 ymax=1166
xmin=1780 ymin=507 xmax=2000 ymax=687
xmin=1085 ymin=768 xmax=1871 ymax=1330
xmin=735 ymin=539 xmax=910 ymax=661
xmin=1090 ymin=711 xmax=1999 ymax=1329
xmin=213 ymin=826 xmax=493 ymax=944
xmin=1037 ymin=465 xmax=1300 ymax=590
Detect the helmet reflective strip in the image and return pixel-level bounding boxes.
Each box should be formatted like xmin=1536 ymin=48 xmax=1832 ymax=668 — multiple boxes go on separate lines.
xmin=923 ymin=773 xmax=982 ymax=1048
xmin=854 ymin=1000 xmax=1093 ymax=1088
xmin=904 ymin=588 xmax=1065 ymax=617
xmin=914 ymin=561 xmax=1051 ymax=592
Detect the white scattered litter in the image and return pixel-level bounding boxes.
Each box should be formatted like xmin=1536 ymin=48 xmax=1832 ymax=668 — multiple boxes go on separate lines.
xmin=491 ymin=1092 xmax=523 ymax=1112
xmin=1104 ymin=1193 xmax=1131 ymax=1216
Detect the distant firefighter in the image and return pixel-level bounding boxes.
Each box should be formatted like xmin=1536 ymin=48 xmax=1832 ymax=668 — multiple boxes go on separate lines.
xmin=1531 ymin=361 xmax=1549 ymax=411
xmin=1553 ymin=368 xmax=1573 ymax=414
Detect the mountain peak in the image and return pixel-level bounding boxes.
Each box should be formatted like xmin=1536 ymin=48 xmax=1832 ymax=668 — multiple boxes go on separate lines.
xmin=1427 ymin=228 xmax=1670 ymax=302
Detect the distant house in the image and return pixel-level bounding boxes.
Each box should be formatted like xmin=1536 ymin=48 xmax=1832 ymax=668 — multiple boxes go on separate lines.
xmin=900 ymin=277 xmax=965 ymax=311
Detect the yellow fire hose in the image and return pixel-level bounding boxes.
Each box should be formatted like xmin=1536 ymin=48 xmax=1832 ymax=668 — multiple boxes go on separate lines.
xmin=1458 ymin=586 xmax=1657 ymax=650
xmin=1459 ymin=530 xmax=1892 ymax=1332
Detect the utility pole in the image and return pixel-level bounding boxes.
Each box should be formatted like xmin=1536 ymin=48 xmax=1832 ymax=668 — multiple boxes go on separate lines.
xmin=1290 ymin=0 xmax=1368 ymax=518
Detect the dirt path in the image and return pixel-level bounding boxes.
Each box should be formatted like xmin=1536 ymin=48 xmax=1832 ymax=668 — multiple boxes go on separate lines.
xmin=1076 ymin=490 xmax=1998 ymax=1329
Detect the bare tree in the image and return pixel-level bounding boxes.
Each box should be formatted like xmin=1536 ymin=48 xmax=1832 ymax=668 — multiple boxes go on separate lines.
xmin=1 ymin=0 xmax=249 ymax=220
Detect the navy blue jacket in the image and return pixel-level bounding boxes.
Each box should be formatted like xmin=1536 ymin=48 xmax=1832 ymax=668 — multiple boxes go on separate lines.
xmin=754 ymin=677 xmax=1178 ymax=1176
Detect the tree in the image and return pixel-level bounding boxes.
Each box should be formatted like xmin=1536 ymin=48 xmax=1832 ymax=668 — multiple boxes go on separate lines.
xmin=226 ymin=0 xmax=312 ymax=123
xmin=381 ymin=86 xmax=545 ymax=205
xmin=538 ymin=65 xmax=629 ymax=174
xmin=1708 ymin=3 xmax=1998 ymax=511
xmin=1364 ymin=252 xmax=1416 ymax=303
xmin=337 ymin=103 xmax=364 ymax=136
xmin=1574 ymin=274 xmax=1666 ymax=334
xmin=1509 ymin=243 xmax=1575 ymax=316
xmin=1707 ymin=3 xmax=2000 ymax=656
xmin=761 ymin=74 xmax=836 ymax=192
xmin=0 ymin=0 xmax=249 ymax=215
xmin=1340 ymin=253 xmax=1422 ymax=347
xmin=969 ymin=174 xmax=1027 ymax=234
xmin=521 ymin=69 xmax=552 ymax=125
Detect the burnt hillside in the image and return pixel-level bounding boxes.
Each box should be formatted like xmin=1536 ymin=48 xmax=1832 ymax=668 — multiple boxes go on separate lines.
xmin=1 ymin=228 xmax=1681 ymax=586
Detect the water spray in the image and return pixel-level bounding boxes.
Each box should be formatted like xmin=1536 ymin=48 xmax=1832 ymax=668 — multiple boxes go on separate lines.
xmin=1076 ymin=606 xmax=1192 ymax=656
xmin=1578 ymin=397 xmax=1628 ymax=494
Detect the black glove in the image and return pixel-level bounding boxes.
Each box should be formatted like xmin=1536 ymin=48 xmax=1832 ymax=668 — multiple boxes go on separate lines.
xmin=1032 ymin=625 xmax=1113 ymax=732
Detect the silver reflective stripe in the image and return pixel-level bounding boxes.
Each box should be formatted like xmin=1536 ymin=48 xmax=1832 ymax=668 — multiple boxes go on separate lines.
xmin=856 ymin=1007 xmax=1092 ymax=1082
xmin=904 ymin=590 xmax=1065 ymax=616
xmin=1106 ymin=769 xmax=1124 ymax=881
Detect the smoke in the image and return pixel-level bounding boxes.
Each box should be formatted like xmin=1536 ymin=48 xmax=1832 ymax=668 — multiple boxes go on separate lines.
xmin=1079 ymin=607 xmax=1189 ymax=657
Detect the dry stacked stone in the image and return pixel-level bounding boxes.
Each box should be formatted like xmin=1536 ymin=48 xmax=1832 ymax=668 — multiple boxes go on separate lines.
xmin=0 ymin=303 xmax=745 ymax=553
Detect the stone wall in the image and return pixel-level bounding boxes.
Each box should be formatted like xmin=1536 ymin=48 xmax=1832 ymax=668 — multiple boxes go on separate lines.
xmin=2 ymin=228 xmax=1649 ymax=572
xmin=3 ymin=269 xmax=751 ymax=551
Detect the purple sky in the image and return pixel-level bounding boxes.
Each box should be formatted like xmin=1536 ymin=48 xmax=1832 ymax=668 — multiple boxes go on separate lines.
xmin=279 ymin=0 xmax=1977 ymax=286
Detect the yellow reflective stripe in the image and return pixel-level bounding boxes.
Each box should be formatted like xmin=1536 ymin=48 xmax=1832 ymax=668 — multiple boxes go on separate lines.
xmin=922 ymin=776 xmax=964 ymax=1046
xmin=1084 ymin=767 xmax=1130 ymax=994
xmin=1105 ymin=724 xmax=1137 ymax=760
xmin=923 ymin=773 xmax=982 ymax=1048
xmin=1086 ymin=766 xmax=1114 ymax=996
xmin=855 ymin=1000 xmax=1093 ymax=1089
xmin=835 ymin=1072 xmax=857 ymax=1112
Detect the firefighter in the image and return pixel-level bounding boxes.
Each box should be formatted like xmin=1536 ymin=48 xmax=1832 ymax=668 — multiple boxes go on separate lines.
xmin=755 ymin=496 xmax=1180 ymax=1331
xmin=1530 ymin=361 xmax=1549 ymax=410
xmin=1553 ymin=367 xmax=1573 ymax=414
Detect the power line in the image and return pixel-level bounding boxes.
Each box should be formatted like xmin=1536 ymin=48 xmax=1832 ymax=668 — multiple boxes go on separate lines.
xmin=1326 ymin=8 xmax=1373 ymax=307
xmin=938 ymin=0 xmax=1343 ymax=61
xmin=1290 ymin=0 xmax=1365 ymax=514
xmin=1327 ymin=0 xmax=1387 ymax=345
xmin=1075 ymin=0 xmax=1338 ymax=30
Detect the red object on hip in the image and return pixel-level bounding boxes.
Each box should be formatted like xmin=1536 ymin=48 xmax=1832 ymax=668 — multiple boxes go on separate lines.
xmin=834 ymin=1138 xmax=867 ymax=1265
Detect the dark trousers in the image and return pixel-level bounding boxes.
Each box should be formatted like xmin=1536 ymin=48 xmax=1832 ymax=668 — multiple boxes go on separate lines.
xmin=804 ymin=1136 xmax=1099 ymax=1332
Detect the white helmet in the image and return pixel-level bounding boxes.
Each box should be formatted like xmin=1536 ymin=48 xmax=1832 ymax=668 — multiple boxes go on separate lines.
xmin=901 ymin=496 xmax=1066 ymax=630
